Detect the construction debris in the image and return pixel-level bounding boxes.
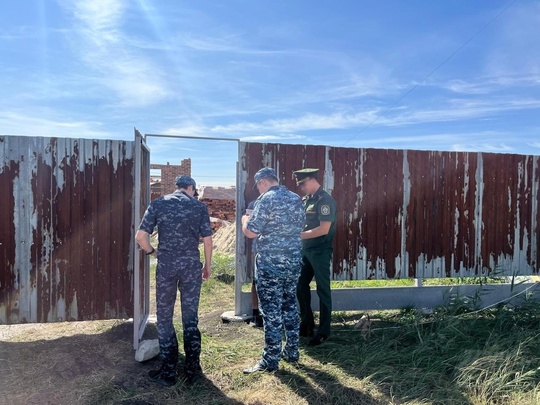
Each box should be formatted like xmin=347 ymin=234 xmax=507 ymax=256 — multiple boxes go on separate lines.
xmin=354 ymin=314 xmax=372 ymax=340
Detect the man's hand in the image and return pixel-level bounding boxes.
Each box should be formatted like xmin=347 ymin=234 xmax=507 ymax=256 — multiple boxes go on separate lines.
xmin=202 ymin=263 xmax=211 ymax=281
xmin=301 ymin=220 xmax=332 ymax=239
xmin=242 ymin=215 xmax=258 ymax=239
xmin=136 ymin=230 xmax=157 ymax=255
xmin=202 ymin=235 xmax=212 ymax=281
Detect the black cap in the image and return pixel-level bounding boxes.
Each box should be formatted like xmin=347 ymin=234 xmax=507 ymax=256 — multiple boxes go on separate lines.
xmin=293 ymin=168 xmax=319 ymax=186
xmin=175 ymin=175 xmax=199 ymax=197
xmin=253 ymin=167 xmax=278 ymax=189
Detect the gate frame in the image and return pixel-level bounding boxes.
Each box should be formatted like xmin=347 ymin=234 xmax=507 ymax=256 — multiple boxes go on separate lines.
xmin=132 ymin=137 xmax=540 ymax=333
xmin=133 ymin=133 xmax=240 ymax=349
xmin=133 ymin=129 xmax=151 ymax=350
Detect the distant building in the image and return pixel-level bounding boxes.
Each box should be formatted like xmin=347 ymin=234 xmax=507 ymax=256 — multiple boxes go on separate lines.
xmin=148 ymin=161 xmax=236 ymax=232
xmin=199 ymin=186 xmax=236 ymax=232
xmin=198 ymin=186 xmax=236 ymax=201
xmin=150 ymin=159 xmax=192 ymax=200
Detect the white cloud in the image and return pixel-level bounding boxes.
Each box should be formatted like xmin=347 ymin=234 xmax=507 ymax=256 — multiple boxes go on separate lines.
xmin=0 ymin=26 xmax=37 ymax=40
xmin=485 ymin=2 xmax=540 ymax=77
xmin=181 ymin=34 xmax=247 ymax=53
xmin=158 ymin=125 xmax=209 ymax=137
xmin=438 ymin=75 xmax=540 ymax=95
xmin=210 ymin=111 xmax=376 ymax=135
xmin=382 ymin=97 xmax=540 ymax=127
xmin=528 ymin=141 xmax=540 ymax=149
xmin=451 ymin=143 xmax=514 ymax=153
xmin=146 ymin=140 xmax=199 ymax=154
xmin=0 ymin=110 xmax=117 ymax=139
xmin=239 ymin=134 xmax=307 ymax=142
xmin=205 ymin=94 xmax=540 ymax=137
xmin=57 ymin=0 xmax=171 ymax=107
xmin=70 ymin=0 xmax=124 ymax=32
xmin=343 ymin=129 xmax=536 ymax=155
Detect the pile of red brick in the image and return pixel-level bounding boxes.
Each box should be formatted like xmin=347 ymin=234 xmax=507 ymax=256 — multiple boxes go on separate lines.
xmin=202 ymin=198 xmax=236 ymax=232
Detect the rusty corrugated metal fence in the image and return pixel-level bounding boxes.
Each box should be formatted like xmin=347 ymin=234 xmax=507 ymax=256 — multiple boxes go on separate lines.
xmin=3 ymin=136 xmax=539 ymax=324
xmin=0 ymin=135 xmax=135 ymax=324
xmin=241 ymin=142 xmax=539 ymax=280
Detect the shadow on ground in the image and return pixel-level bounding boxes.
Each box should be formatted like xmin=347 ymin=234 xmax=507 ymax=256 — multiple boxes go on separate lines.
xmin=0 ymin=321 xmax=242 ymax=405
xmin=277 ymin=364 xmax=386 ymax=405
xmin=301 ymin=312 xmax=473 ymax=405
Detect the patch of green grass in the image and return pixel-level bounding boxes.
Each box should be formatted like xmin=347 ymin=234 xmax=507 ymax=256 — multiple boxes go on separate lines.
xmin=343 ymin=293 xmax=540 ymax=404
xmin=133 ymin=253 xmax=540 ymax=404
xmin=332 ymin=279 xmax=414 ymax=288
xmin=332 ymin=276 xmax=512 ymax=289
xmin=211 ymin=253 xmax=236 ymax=276
xmin=200 ymin=253 xmax=237 ymax=310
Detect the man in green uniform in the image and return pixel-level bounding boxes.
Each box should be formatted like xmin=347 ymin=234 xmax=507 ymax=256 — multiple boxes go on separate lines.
xmin=293 ymin=168 xmax=337 ymax=346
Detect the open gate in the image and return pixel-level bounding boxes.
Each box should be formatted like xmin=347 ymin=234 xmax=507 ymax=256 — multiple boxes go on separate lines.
xmin=0 ymin=135 xmax=135 ymax=325
xmin=133 ymin=129 xmax=151 ymax=350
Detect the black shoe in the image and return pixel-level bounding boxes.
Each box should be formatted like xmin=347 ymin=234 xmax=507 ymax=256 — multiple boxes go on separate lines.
xmin=250 ymin=315 xmax=263 ymax=328
xmin=242 ymin=362 xmax=277 ymax=374
xmin=148 ymin=369 xmax=176 ymax=387
xmin=183 ymin=363 xmax=203 ymax=384
xmin=281 ymin=354 xmax=299 ymax=366
xmin=184 ymin=363 xmax=202 ymax=374
xmin=184 ymin=370 xmax=202 ymax=385
xmin=307 ymin=334 xmax=327 ymax=346
xmin=299 ymin=324 xmax=314 ymax=338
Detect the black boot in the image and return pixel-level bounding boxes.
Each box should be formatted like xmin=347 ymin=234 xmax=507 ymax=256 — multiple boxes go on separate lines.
xmin=250 ymin=309 xmax=263 ymax=328
xmin=299 ymin=323 xmax=314 ymax=337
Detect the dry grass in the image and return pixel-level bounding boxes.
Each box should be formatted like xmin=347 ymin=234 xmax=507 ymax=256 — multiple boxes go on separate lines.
xmin=2 ymin=253 xmax=540 ymax=405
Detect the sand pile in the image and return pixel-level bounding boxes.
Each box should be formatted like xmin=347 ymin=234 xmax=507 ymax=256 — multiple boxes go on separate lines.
xmin=212 ymin=223 xmax=236 ymax=255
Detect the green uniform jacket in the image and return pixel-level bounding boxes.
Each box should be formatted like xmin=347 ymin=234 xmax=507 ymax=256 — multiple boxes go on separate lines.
xmin=302 ymin=186 xmax=337 ymax=251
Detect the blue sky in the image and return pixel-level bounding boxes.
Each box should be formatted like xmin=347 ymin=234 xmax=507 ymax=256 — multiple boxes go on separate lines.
xmin=1 ymin=0 xmax=539 ymax=186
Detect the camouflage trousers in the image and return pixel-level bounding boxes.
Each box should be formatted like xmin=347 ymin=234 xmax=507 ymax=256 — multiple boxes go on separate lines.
xmin=156 ymin=256 xmax=202 ymax=378
xmin=255 ymin=254 xmax=301 ymax=369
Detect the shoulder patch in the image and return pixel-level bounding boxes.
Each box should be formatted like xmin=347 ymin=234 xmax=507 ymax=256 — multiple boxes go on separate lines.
xmin=320 ymin=204 xmax=331 ymax=216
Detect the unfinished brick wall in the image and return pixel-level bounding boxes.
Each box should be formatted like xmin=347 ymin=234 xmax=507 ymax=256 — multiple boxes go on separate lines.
xmin=203 ymin=199 xmax=236 ymax=221
xmin=150 ymin=159 xmax=192 ymax=195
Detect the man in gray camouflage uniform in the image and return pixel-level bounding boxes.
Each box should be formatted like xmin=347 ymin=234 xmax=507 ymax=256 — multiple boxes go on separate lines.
xmin=135 ymin=175 xmax=212 ymax=386
xmin=241 ymin=167 xmax=305 ymax=373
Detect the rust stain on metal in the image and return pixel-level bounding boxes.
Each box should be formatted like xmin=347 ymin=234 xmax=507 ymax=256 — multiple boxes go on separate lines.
xmin=1 ymin=136 xmax=135 ymax=324
xmin=241 ymin=142 xmax=540 ymax=280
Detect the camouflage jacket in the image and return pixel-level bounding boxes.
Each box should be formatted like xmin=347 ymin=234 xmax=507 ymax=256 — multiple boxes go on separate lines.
xmin=139 ymin=190 xmax=212 ymax=258
xmin=246 ymin=185 xmax=305 ymax=256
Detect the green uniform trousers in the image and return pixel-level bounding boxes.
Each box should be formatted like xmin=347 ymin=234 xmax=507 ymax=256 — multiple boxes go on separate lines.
xmin=297 ymin=248 xmax=332 ymax=337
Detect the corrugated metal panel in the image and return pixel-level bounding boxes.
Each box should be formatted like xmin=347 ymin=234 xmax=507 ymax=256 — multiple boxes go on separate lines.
xmin=0 ymin=135 xmax=135 ymax=324
xmin=240 ymin=142 xmax=540 ymax=280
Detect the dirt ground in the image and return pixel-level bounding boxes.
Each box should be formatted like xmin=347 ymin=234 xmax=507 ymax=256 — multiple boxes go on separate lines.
xmin=1 ymin=232 xmax=240 ymax=405
xmin=0 ymin=307 xmax=246 ymax=405
xmin=0 ymin=230 xmax=259 ymax=405
xmin=1 ymin=319 xmax=146 ymax=405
